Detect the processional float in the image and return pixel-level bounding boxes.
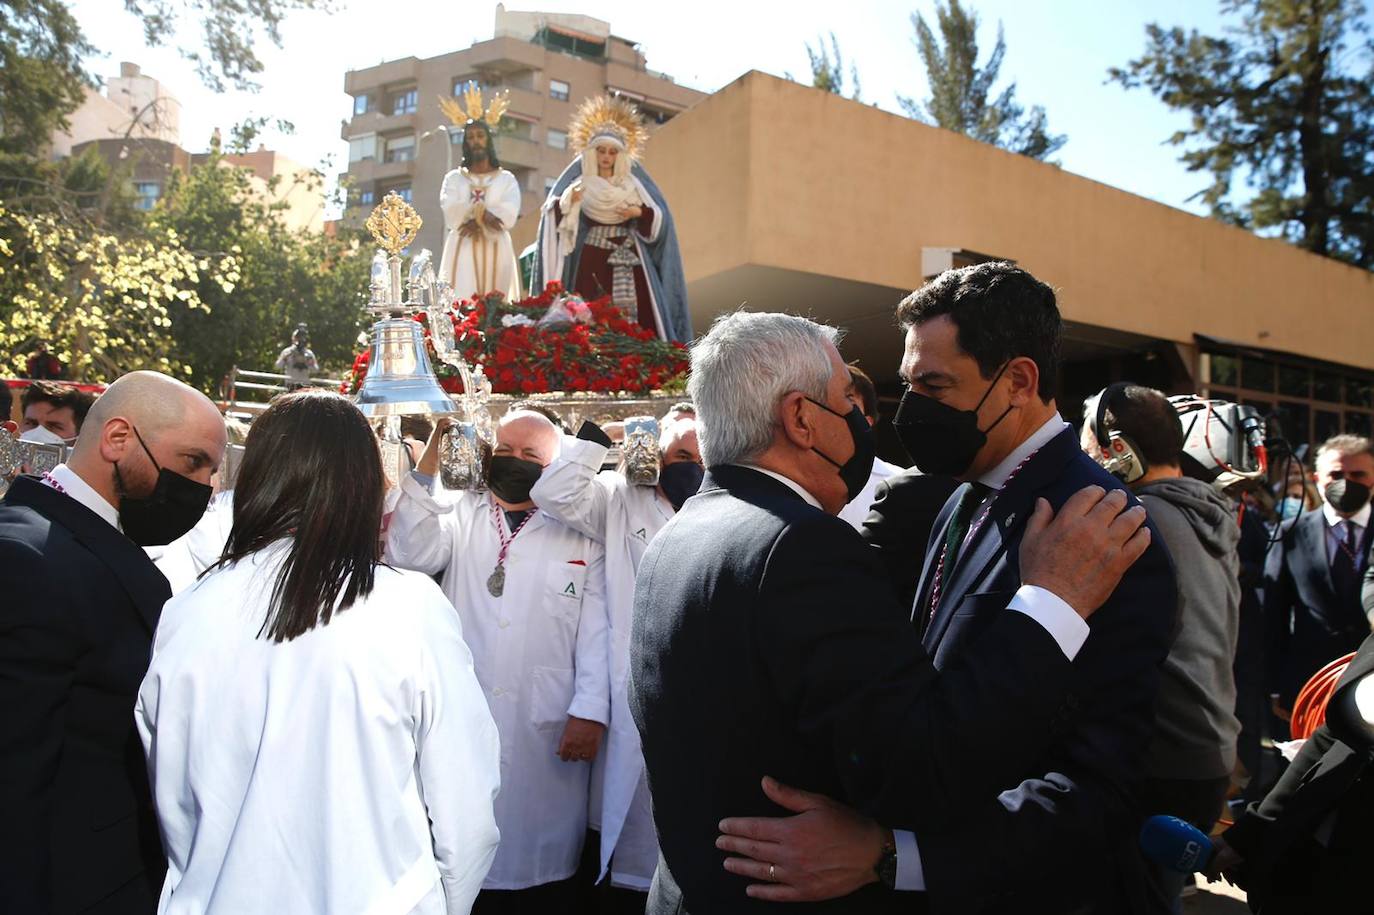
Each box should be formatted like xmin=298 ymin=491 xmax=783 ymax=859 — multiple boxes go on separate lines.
xmin=353 ymin=191 xmax=494 ymax=490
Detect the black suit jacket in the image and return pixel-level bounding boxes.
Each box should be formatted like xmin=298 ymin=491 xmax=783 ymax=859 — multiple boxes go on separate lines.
xmin=0 ymin=476 xmax=169 ymax=913
xmin=860 ymin=469 xmax=960 ymax=612
xmin=630 ymin=464 xmax=1082 ymax=915
xmin=1224 ymin=631 xmax=1374 ymax=912
xmin=1264 ymin=509 xmax=1372 ymax=708
xmin=893 ymin=427 xmax=1177 ymax=915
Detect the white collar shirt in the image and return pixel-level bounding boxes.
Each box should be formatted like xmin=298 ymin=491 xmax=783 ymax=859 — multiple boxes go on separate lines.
xmin=977 ymin=413 xmax=1071 ymax=491
xmin=1322 ymin=499 xmax=1371 ymax=563
xmin=739 ymin=464 xmax=822 ymax=509
xmin=46 ymin=464 xmax=120 ymax=529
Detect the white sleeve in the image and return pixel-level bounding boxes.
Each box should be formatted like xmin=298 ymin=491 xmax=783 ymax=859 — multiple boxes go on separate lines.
xmin=1007 ymin=584 xmax=1090 ymax=660
xmin=892 ymin=829 xmax=924 ymax=891
xmin=383 ymin=472 xmax=457 ymax=576
xmin=439 ymin=171 xmax=468 ymax=227
xmin=488 ymin=172 xmax=521 ymax=229
xmin=567 ymin=543 xmax=611 ymax=725
xmin=530 ymin=435 xmax=614 ymax=544
xmin=414 ymin=583 xmax=502 ymax=913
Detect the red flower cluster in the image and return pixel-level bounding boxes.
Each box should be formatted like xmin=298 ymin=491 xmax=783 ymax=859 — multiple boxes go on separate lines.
xmin=345 ymin=283 xmax=689 ymax=397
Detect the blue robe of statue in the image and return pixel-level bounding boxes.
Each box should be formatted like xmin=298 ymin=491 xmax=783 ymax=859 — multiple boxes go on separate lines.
xmin=532 ymin=159 xmax=692 ymax=344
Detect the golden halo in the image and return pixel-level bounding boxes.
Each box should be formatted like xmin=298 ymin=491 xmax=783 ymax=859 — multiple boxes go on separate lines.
xmin=568 ymin=95 xmax=648 ymax=160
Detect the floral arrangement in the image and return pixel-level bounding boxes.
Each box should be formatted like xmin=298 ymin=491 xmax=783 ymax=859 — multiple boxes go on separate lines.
xmin=343 ymin=282 xmax=689 ymax=397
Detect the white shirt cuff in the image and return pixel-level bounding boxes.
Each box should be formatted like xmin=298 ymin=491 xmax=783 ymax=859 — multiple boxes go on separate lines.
xmin=1007 ymin=584 xmax=1089 ymax=660
xmin=892 ymin=829 xmax=924 ymax=891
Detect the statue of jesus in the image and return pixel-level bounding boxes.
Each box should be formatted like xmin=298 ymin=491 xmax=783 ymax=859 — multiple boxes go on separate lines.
xmin=438 ymin=89 xmax=522 ymax=302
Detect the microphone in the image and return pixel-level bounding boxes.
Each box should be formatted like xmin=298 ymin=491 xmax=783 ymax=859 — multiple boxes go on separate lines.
xmin=1139 ymin=815 xmax=1216 ymax=874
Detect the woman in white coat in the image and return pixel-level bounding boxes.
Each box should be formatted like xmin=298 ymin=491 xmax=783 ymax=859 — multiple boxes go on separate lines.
xmin=136 ymin=392 xmax=501 ymax=915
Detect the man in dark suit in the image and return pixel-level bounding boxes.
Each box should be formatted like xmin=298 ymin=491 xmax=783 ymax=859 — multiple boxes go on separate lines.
xmin=632 ymin=309 xmax=1154 ymax=914
xmin=0 ymin=371 xmax=225 ymax=914
xmin=717 ymin=264 xmax=1177 ymax=914
xmin=1265 ymin=435 xmax=1374 ymax=718
xmin=1214 ymin=630 xmax=1374 ymax=912
xmin=860 ymin=468 xmax=959 ymax=611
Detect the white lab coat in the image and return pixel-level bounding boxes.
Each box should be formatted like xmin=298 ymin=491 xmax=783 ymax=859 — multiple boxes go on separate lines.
xmin=151 ymin=490 xmax=234 ymax=594
xmin=135 ymin=541 xmax=500 ymax=915
xmin=836 ymin=456 xmax=904 ymax=530
xmin=386 ymin=473 xmax=610 ymax=890
xmin=530 ymin=435 xmax=674 ymax=890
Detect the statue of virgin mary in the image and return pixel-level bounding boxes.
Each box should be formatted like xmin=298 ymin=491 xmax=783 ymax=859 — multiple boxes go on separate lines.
xmin=532 ymin=96 xmax=691 ymax=343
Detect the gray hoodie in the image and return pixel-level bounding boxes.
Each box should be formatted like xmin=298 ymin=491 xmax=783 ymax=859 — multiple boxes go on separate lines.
xmin=1136 ymin=477 xmax=1242 ymax=780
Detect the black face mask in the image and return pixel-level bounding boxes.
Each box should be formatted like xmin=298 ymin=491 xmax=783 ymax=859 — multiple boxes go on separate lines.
xmin=891 ymin=363 xmax=1014 ymax=477
xmin=1325 ymin=478 xmax=1371 ymax=515
xmin=489 ymin=455 xmax=544 ymax=504
xmin=114 ymin=426 xmax=213 ymax=547
xmin=659 ymin=460 xmax=704 ymax=511
xmin=805 ymin=398 xmax=876 ymax=504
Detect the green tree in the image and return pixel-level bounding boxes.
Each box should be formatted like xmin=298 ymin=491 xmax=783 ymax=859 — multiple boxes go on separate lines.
xmin=0 ymin=0 xmax=93 ymax=158
xmin=898 ymin=0 xmax=1066 ymax=161
xmin=1110 ymin=0 xmax=1374 ymax=268
xmin=152 ymin=149 xmax=371 ymax=391
xmin=805 ymin=33 xmax=862 ymax=100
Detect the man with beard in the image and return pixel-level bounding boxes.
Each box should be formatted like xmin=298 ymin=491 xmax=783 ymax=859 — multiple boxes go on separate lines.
xmin=0 ymin=370 xmax=225 ymax=913
xmin=386 ymin=409 xmax=609 ymax=914
xmin=438 ymin=109 xmax=522 ymax=302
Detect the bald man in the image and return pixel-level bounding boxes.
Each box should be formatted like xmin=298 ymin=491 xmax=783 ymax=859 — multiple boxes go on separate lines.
xmin=0 ymin=370 xmax=225 ymax=914
xmin=386 ymin=411 xmax=610 ymax=914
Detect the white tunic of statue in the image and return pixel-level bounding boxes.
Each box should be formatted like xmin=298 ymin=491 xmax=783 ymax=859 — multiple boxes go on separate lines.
xmin=439 ymin=167 xmax=522 ymax=302
xmin=385 ymin=472 xmax=611 ymax=891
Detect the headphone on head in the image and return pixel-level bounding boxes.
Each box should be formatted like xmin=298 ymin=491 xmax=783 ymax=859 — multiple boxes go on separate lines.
xmin=1086 ymin=382 xmax=1148 ymax=484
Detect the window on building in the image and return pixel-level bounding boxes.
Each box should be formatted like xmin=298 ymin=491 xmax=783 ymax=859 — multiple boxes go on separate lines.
xmin=501 ymin=117 xmax=535 ymax=141
xmin=547 ymin=128 xmax=568 ymax=150
xmin=533 ymin=27 xmax=605 ymax=60
xmin=353 ymin=94 xmax=370 ymax=116
xmin=348 ymin=134 xmax=378 ymax=162
xmin=391 ymin=89 xmax=417 ymax=115
xmin=358 ymin=188 xmax=375 ymax=207
xmin=1202 ymin=349 xmax=1374 ymax=455
xmin=133 ymin=181 xmax=160 ymax=211
xmin=384 ymin=134 xmax=416 ymax=163
xmin=549 ymin=79 xmax=571 ymax=102
xmin=389 ymin=185 xmax=413 ymax=203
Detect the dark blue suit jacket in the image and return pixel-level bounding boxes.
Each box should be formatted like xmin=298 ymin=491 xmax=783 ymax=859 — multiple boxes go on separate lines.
xmin=904 ymin=427 xmax=1177 ymax=915
xmin=1264 ymin=509 xmax=1372 ymax=708
xmin=631 ymin=464 xmax=1085 ymax=914
xmin=0 ymin=476 xmax=170 ymax=913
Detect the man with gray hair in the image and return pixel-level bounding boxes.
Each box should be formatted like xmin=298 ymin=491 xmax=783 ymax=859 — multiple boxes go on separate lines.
xmin=630 ymin=310 xmax=1153 ymax=914
xmin=0 ymin=370 xmax=226 ymax=913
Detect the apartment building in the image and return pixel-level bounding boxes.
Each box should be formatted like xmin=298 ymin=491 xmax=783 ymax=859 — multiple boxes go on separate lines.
xmin=339 ymin=4 xmax=705 ymax=257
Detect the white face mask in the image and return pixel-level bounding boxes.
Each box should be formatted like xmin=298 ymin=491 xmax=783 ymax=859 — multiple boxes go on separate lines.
xmin=19 ymin=425 xmax=72 ymax=447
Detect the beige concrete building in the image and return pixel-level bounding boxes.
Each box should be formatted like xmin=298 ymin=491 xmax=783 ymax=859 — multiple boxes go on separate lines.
xmin=202 ymin=146 xmax=327 ymax=233
xmin=641 ymin=71 xmax=1374 ymax=454
xmin=50 ymin=63 xmax=181 ymax=160
xmin=338 ymin=4 xmax=705 ymax=257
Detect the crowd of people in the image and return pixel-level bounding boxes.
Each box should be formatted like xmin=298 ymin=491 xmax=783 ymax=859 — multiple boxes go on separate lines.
xmin=2 ymin=262 xmax=1372 ymax=915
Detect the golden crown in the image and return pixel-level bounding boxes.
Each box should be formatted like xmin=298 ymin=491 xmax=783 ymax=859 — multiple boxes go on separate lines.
xmin=568 ymin=95 xmax=649 ymax=160
xmin=439 ymin=81 xmax=510 ymax=129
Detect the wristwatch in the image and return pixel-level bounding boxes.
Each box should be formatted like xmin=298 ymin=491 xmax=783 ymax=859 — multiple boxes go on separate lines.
xmin=875 ymin=830 xmax=898 ymax=890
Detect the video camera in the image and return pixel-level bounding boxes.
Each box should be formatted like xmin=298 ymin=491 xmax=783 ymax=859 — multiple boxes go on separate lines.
xmin=1168 ymin=395 xmax=1268 ymax=490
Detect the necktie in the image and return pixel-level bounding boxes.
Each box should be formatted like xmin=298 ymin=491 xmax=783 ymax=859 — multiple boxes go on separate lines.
xmin=1331 ymin=520 xmax=1360 ymax=601
xmin=942 ymin=482 xmax=993 ymax=574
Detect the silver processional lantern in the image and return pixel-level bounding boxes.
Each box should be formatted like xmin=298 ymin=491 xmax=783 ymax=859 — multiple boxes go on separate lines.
xmin=353 ymin=192 xmax=492 ymax=489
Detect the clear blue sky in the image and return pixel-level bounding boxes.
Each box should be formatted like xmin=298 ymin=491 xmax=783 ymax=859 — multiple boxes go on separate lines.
xmin=69 ymin=0 xmax=1248 ymax=216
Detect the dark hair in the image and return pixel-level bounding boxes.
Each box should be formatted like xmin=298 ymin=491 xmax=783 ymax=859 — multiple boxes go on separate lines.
xmin=214 ymin=391 xmax=385 ymax=642
xmin=461 ymin=120 xmax=501 ymax=168
xmin=0 ymin=383 xmax=11 ymax=421
xmin=847 ymin=362 xmax=879 ymax=420
xmin=1101 ymin=385 xmax=1183 ymax=468
xmin=508 ymin=399 xmax=566 ymax=433
xmin=895 ymin=262 xmax=1061 ymax=402
xmin=22 ymin=380 xmax=96 ymax=430
xmin=399 ymin=414 xmax=433 ymax=442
